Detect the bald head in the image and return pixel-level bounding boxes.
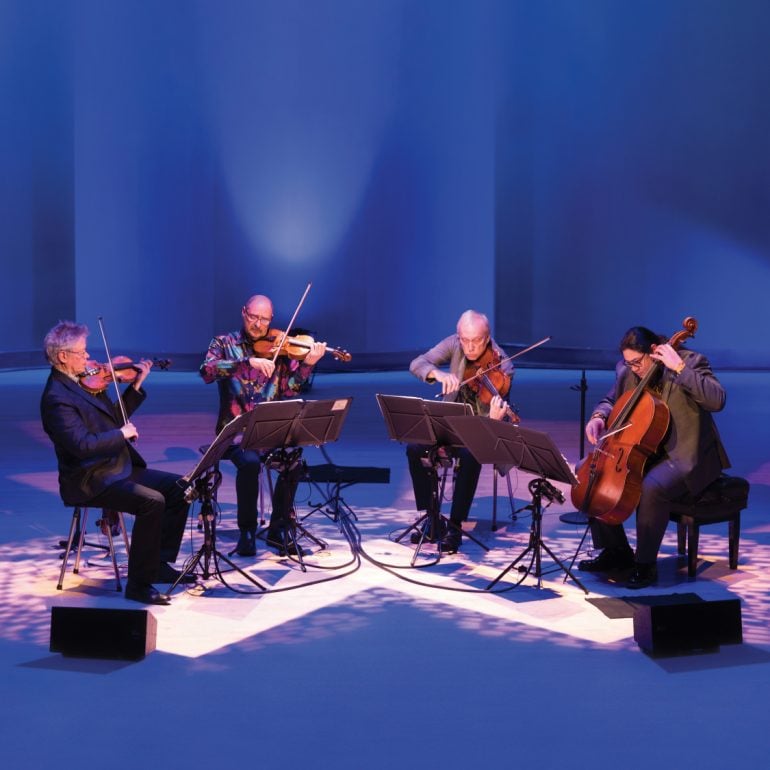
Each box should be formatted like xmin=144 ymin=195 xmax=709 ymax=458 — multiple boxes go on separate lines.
xmin=242 ymin=295 xmax=274 ymax=339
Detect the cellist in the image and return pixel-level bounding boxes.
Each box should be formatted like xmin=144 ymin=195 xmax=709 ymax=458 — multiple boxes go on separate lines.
xmin=407 ymin=310 xmax=514 ymax=552
xmin=578 ymin=326 xmax=730 ymax=588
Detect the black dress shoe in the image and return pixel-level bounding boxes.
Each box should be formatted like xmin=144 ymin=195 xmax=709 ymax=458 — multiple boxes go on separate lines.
xmin=156 ymin=562 xmax=196 ymax=584
xmin=409 ymin=520 xmax=446 ymax=544
xmin=625 ymin=563 xmax=657 ymax=590
xmin=441 ymin=529 xmax=462 ymax=553
xmin=125 ymin=581 xmax=171 ymax=605
xmin=578 ymin=547 xmax=635 ymax=572
xmin=235 ymin=529 xmax=257 ymax=557
xmin=265 ymin=530 xmax=303 ymax=557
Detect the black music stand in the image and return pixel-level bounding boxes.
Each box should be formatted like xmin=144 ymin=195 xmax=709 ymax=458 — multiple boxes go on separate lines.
xmin=241 ymin=397 xmax=353 ymax=570
xmin=377 ymin=394 xmax=489 ymax=565
xmin=169 ymin=413 xmax=268 ymax=594
xmin=445 ymin=415 xmax=587 ymax=593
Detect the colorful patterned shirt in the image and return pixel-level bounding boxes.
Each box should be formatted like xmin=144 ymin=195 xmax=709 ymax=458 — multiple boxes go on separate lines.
xmin=200 ymin=328 xmax=315 ymax=433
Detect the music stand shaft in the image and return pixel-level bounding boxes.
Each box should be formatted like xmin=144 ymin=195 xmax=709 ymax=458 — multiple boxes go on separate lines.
xmin=169 ymin=471 xmax=267 ymax=593
xmin=377 ymin=395 xmax=489 ymax=560
xmin=241 ymin=398 xmax=352 ymax=567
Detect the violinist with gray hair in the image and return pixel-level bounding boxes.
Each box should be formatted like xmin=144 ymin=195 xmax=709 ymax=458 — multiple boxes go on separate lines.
xmin=407 ymin=310 xmax=515 ymax=552
xmin=40 ymin=320 xmax=190 ymax=605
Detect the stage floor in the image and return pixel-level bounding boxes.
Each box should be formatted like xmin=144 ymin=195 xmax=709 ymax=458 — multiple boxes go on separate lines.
xmin=2 ymin=367 xmax=769 ymax=768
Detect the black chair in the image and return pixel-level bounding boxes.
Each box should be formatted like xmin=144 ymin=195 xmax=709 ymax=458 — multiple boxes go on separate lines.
xmin=669 ymin=475 xmax=749 ymax=577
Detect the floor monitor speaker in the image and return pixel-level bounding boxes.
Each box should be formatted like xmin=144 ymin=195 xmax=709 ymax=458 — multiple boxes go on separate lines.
xmin=633 ymin=597 xmax=742 ymax=656
xmin=50 ymin=606 xmax=157 ymax=660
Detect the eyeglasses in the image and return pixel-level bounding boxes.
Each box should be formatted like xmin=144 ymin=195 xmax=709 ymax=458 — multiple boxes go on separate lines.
xmin=242 ymin=309 xmax=272 ymax=324
xmin=623 ymin=353 xmax=646 ymax=369
xmin=63 ymin=348 xmax=88 ymax=358
xmin=459 ymin=336 xmax=487 ymax=347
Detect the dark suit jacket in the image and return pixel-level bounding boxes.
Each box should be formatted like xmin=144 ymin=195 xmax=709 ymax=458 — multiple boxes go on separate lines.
xmin=40 ymin=368 xmax=147 ymax=505
xmin=593 ymin=349 xmax=730 ymax=496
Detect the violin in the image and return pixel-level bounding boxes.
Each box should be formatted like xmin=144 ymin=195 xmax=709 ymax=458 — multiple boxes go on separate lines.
xmin=460 ymin=345 xmax=520 ymax=423
xmin=251 ymin=329 xmax=352 ymax=363
xmin=78 ymin=356 xmax=171 ymax=395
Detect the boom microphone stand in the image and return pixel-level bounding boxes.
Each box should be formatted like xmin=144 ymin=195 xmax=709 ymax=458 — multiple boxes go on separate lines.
xmin=486 ymin=476 xmax=581 ymax=591
xmin=169 ymin=413 xmax=268 ymax=594
xmin=559 ymin=369 xmax=590 ymax=527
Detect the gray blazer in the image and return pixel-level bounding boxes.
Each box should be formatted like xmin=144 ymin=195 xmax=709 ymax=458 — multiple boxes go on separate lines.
xmin=409 ymin=334 xmax=514 ymax=415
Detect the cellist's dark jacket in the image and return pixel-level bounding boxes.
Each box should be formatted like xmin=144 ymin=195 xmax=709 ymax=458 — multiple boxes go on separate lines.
xmin=40 ymin=368 xmax=147 ymax=505
xmin=592 ymin=349 xmax=730 ymax=496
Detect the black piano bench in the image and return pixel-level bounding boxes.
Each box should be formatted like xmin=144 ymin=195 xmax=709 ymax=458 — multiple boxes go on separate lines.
xmin=669 ymin=475 xmax=750 ymax=578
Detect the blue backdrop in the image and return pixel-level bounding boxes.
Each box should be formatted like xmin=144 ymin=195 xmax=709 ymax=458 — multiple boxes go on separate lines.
xmin=2 ymin=0 xmax=768 ymax=367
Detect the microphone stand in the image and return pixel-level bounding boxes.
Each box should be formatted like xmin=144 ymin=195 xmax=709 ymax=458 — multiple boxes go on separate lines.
xmin=559 ymin=369 xmax=589 ymax=527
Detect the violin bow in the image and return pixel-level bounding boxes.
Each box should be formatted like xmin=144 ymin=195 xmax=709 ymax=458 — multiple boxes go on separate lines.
xmin=487 ymin=335 xmax=552 ymax=375
xmin=438 ymin=335 xmax=552 ymax=398
xmin=96 ymin=316 xmax=132 ymax=434
xmin=270 ymin=282 xmax=312 ymax=364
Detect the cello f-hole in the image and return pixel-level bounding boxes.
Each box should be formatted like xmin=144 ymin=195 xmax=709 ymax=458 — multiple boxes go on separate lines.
xmin=614 ymin=447 xmax=625 ymax=474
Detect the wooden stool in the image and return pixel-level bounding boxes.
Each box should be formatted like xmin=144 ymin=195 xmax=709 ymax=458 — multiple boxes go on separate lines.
xmin=670 ymin=475 xmax=749 ymax=577
xmin=57 ymin=507 xmax=129 ymax=591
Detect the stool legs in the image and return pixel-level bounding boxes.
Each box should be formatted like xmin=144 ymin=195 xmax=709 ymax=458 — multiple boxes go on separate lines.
xmin=57 ymin=507 xmax=84 ymax=590
xmin=674 ymin=513 xmax=740 ymax=577
xmin=57 ymin=507 xmax=124 ymax=592
xmin=685 ymin=517 xmax=699 ymax=578
xmin=676 ymin=520 xmax=686 ymax=558
xmin=101 ymin=516 xmax=122 ymax=591
xmin=729 ymin=513 xmax=740 ymax=570
xmin=73 ymin=507 xmax=89 ymax=576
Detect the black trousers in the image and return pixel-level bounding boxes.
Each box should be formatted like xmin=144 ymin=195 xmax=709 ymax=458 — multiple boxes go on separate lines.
xmin=230 ymin=447 xmax=302 ymax=532
xmin=588 ymin=458 xmax=690 ymax=564
xmin=406 ymin=444 xmax=481 ymax=524
xmin=87 ymin=467 xmax=189 ymax=584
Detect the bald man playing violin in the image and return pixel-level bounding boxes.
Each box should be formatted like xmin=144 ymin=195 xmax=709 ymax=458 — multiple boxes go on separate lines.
xmin=200 ymin=294 xmax=326 ymax=557
xmin=407 ymin=310 xmax=515 ymax=553
xmin=40 ymin=321 xmax=191 ymax=605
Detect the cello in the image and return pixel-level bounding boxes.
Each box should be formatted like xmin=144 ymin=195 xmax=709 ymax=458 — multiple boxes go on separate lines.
xmin=570 ymin=317 xmax=698 ymax=525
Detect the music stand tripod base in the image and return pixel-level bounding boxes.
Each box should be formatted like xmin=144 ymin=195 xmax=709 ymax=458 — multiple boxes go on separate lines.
xmin=169 ymin=470 xmax=268 ymax=594
xmin=444 ymin=415 xmax=588 ymax=594
xmin=172 ymin=413 xmax=271 ymax=594
xmin=238 ymin=397 xmax=353 ymax=572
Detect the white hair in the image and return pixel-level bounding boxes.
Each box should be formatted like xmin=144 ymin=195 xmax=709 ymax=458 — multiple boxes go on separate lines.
xmin=43 ymin=321 xmax=89 ymax=365
xmin=456 ymin=310 xmax=490 ymax=335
